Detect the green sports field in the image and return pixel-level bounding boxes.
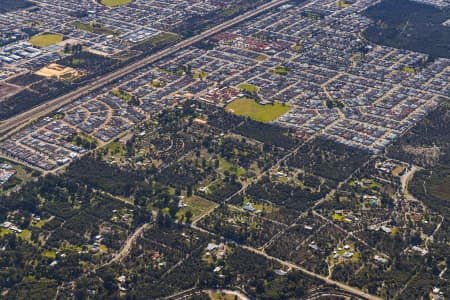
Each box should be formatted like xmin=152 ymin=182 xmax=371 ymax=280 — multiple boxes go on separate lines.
xmin=29 ymin=33 xmax=63 ymax=47
xmin=101 ymin=0 xmax=132 ymax=7
xmin=226 ymin=98 xmax=291 ymax=123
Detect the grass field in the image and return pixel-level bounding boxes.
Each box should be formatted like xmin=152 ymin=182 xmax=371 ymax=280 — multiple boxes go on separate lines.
xmin=403 ymin=65 xmax=415 ymax=74
xmin=238 ymin=83 xmax=259 ymax=93
xmin=177 ymin=196 xmax=217 ymax=222
xmin=111 ymin=89 xmax=132 ymax=102
xmin=29 ymin=33 xmax=63 ymax=47
xmin=72 ymin=21 xmax=116 ymax=36
xmin=429 ymin=170 xmax=450 ymax=200
xmin=42 ymin=250 xmax=57 ymax=259
xmin=33 ymin=219 xmax=50 ymax=229
xmin=272 ymin=66 xmax=290 ymax=75
xmin=105 ymin=142 xmax=125 ymax=155
xmin=193 ymin=71 xmax=208 ymax=79
xmin=226 ymin=98 xmax=291 ymax=123
xmin=209 ymin=291 xmax=242 ymax=300
xmin=151 ymin=79 xmax=166 ymax=87
xmin=337 ymin=0 xmax=350 ymax=8
xmin=17 ymin=229 xmax=31 ymax=241
xmin=101 ymin=0 xmax=132 ymax=6
xmin=292 ymin=44 xmax=303 ymax=52
xmin=138 ymin=32 xmax=180 ymax=47
xmin=332 ymin=213 xmax=344 ymax=221
xmin=218 ymin=157 xmax=246 ymax=178
xmin=0 ymin=228 xmax=12 ymax=237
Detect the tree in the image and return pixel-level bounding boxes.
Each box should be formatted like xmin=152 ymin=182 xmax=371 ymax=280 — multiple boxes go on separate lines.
xmin=101 ymin=270 xmax=117 ymax=294
xmin=335 ymin=192 xmax=340 ymax=203
xmin=156 ymin=210 xmax=165 ymax=228
xmin=230 ymin=173 xmax=237 ymax=184
xmin=185 ymin=211 xmax=193 ymax=224
xmin=169 ymin=201 xmax=178 ymax=219
xmin=64 ymin=43 xmax=70 ymax=53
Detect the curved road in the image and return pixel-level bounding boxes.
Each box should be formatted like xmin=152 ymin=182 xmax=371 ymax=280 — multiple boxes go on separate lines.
xmin=191 ymin=220 xmax=381 ymax=300
xmin=240 ymin=245 xmax=382 ymax=300
xmin=0 ymin=0 xmax=291 ymax=141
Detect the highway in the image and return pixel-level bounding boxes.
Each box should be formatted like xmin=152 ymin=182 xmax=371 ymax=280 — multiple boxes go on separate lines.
xmin=0 ymin=0 xmax=291 ymax=141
